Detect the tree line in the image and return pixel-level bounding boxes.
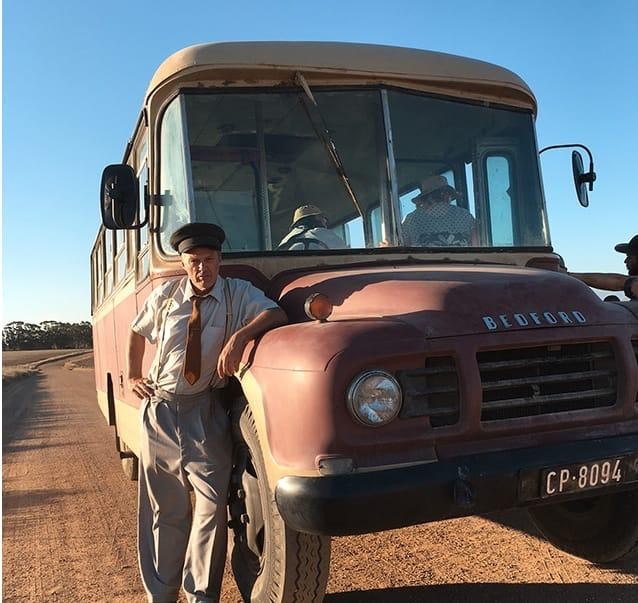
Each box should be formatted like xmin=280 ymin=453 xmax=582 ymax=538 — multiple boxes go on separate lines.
xmin=2 ymin=321 xmax=92 ymax=351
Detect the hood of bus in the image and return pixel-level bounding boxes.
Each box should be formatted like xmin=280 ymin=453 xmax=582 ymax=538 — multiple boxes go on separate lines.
xmin=272 ymin=264 xmax=633 ymax=338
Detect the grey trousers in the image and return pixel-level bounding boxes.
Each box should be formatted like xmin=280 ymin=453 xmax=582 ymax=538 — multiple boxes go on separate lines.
xmin=138 ymin=388 xmax=232 ymax=603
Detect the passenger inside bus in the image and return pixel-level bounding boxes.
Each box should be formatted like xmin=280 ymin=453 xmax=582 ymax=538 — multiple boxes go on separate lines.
xmin=277 ymin=204 xmax=347 ymax=250
xmin=401 ymin=175 xmax=477 ymax=247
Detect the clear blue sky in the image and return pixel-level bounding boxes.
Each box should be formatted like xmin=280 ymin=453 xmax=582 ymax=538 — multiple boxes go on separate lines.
xmin=3 ymin=0 xmax=637 ymax=324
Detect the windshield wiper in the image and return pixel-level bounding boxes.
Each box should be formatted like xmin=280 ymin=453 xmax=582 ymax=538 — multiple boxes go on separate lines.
xmin=294 ymin=72 xmax=364 ymax=218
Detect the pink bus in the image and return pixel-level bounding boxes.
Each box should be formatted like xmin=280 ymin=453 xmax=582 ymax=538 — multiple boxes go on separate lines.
xmin=92 ymin=42 xmax=638 ymax=602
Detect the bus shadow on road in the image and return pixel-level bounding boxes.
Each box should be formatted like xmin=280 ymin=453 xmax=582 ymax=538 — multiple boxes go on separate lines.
xmin=3 ymin=488 xmax=76 ymax=512
xmin=484 ymin=507 xmax=638 ymax=578
xmin=326 ymin=583 xmax=638 ymax=602
xmin=2 ymin=441 xmax=64 ymax=454
xmin=2 ymin=373 xmax=49 ymax=449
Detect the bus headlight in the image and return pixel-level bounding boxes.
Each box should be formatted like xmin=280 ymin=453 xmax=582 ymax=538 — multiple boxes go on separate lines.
xmin=347 ymin=370 xmax=402 ymax=426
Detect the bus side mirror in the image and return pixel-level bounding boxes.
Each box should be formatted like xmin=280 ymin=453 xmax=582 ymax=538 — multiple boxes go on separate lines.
xmin=571 ymin=151 xmax=596 ymax=208
xmin=100 ymin=164 xmax=140 ymax=229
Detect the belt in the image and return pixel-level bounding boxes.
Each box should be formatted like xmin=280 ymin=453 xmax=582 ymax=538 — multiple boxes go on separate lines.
xmin=152 ymin=387 xmax=223 ymax=406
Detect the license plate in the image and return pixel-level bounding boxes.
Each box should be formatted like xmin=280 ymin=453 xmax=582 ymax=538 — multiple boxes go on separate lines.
xmin=541 ymin=455 xmax=638 ymax=498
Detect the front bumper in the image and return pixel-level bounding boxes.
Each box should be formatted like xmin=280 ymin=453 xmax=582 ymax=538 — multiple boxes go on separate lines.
xmin=275 ymin=433 xmax=638 ymax=536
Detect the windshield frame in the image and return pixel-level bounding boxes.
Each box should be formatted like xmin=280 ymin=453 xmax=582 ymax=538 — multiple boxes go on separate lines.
xmin=152 ymin=84 xmax=550 ymax=259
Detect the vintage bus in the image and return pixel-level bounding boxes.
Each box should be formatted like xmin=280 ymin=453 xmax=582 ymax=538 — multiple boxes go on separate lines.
xmin=91 ymin=42 xmax=638 ymax=602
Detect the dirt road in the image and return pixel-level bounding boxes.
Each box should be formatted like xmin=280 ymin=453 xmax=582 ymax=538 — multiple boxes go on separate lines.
xmin=3 ymin=361 xmax=637 ymax=602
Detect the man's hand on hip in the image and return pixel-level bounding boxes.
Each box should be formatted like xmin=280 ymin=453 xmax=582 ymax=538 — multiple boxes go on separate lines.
xmin=129 ymin=376 xmax=155 ymax=400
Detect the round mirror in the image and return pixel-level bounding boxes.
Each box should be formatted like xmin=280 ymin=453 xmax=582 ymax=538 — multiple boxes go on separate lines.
xmin=571 ymin=151 xmax=589 ymax=207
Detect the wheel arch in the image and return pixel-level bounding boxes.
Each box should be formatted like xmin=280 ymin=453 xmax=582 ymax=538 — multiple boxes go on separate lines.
xmin=236 ymin=371 xmax=280 ymax=489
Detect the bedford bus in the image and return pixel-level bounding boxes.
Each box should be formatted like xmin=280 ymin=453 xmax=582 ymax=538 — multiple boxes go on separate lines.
xmin=91 ymin=42 xmax=638 ymax=602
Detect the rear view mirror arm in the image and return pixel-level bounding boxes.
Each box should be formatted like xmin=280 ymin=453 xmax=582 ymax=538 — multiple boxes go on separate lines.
xmin=539 ymin=143 xmax=597 ymax=191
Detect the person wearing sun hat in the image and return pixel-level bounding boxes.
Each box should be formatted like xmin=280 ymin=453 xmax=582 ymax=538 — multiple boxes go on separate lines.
xmin=569 ymin=234 xmax=638 ymax=300
xmin=401 ymin=174 xmax=477 ymax=247
xmin=127 ymin=222 xmax=287 ymax=603
xmin=278 ymin=203 xmax=347 ymax=250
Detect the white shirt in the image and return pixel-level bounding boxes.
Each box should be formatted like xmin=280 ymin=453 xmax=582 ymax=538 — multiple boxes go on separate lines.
xmin=131 ymin=276 xmax=279 ymax=394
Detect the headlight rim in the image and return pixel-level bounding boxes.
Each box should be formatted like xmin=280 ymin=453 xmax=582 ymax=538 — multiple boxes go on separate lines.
xmin=347 ymin=369 xmax=403 ymax=427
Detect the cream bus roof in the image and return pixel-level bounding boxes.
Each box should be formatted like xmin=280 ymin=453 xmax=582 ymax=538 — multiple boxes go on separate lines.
xmin=146 ymin=41 xmax=537 ymax=113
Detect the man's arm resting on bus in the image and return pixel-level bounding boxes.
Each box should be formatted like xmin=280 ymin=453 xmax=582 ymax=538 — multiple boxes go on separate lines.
xmin=218 ymin=307 xmax=288 ymax=378
xmin=625 ymin=276 xmax=638 ymax=299
xmin=568 ymin=272 xmax=627 ymax=291
xmin=128 ymin=330 xmax=154 ymax=400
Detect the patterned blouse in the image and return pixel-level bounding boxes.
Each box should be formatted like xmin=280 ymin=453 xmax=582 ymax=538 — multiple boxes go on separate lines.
xmin=402 ymin=202 xmax=476 ymax=247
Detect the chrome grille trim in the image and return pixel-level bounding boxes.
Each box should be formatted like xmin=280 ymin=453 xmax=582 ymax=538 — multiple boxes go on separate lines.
xmin=478 ymin=342 xmax=617 ymax=421
xmin=397 ymin=357 xmax=459 ymax=426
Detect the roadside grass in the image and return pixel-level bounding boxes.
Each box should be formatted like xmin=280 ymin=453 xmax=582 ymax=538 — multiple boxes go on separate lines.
xmin=2 ymin=365 xmax=39 ymax=385
xmin=3 ymin=349 xmax=88 ymax=367
xmin=63 ymin=354 xmax=94 ymax=371
xmin=2 ymin=350 xmax=93 ymax=385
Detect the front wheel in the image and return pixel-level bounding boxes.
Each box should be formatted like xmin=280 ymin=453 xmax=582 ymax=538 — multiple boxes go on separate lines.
xmin=528 ymin=489 xmax=638 ymax=563
xmin=228 ymin=401 xmax=331 ymax=602
xmin=121 ymin=455 xmax=139 ymax=481
xmin=118 ymin=439 xmax=138 ymax=481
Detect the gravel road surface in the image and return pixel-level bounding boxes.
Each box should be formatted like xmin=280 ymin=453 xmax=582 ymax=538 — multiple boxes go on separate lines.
xmin=2 ymin=360 xmax=637 ymax=602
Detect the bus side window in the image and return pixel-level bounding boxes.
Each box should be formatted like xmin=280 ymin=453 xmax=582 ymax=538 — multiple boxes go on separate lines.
xmin=96 ymin=237 xmax=104 ymax=306
xmin=105 ymin=230 xmax=114 ymax=296
xmin=91 ymin=244 xmax=104 ymax=312
xmin=114 ymin=229 xmax=127 ymax=285
xmin=137 ymin=160 xmax=150 ymax=281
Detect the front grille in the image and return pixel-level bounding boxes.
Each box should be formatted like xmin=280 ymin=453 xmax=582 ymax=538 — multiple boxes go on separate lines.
xmin=397 ymin=357 xmax=459 ymax=427
xmin=478 ymin=342 xmax=616 ymax=421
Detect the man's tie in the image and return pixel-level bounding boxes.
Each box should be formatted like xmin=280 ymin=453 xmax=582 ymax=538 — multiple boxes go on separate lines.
xmin=184 ymin=296 xmax=203 ymax=385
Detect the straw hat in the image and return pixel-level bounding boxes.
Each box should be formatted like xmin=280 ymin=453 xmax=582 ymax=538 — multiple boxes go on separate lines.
xmin=292 ymin=204 xmax=324 ymax=226
xmin=413 ymin=175 xmax=458 ymax=202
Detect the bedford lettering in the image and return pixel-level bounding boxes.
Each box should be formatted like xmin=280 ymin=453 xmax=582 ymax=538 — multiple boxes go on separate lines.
xmin=483 ymin=316 xmax=498 ymax=330
xmin=482 ymin=310 xmax=587 ymax=330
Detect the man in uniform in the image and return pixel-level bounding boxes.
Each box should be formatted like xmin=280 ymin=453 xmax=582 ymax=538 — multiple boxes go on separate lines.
xmin=127 ymin=222 xmax=287 ymax=603
xmin=569 ymin=234 xmax=638 ymax=300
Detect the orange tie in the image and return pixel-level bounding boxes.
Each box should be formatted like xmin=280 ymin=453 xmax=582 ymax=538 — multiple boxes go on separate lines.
xmin=184 ymin=296 xmax=203 ymax=385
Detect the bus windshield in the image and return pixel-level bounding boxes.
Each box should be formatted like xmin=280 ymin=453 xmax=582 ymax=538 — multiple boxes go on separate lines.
xmin=158 ymin=87 xmax=549 ymax=254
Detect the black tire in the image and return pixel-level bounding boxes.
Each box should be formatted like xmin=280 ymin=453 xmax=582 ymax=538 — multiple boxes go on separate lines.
xmin=228 ymin=401 xmax=330 ymax=602
xmin=119 ymin=440 xmax=139 ymax=481
xmin=528 ymin=489 xmax=638 ymax=563
xmin=121 ymin=455 xmax=139 ymax=481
